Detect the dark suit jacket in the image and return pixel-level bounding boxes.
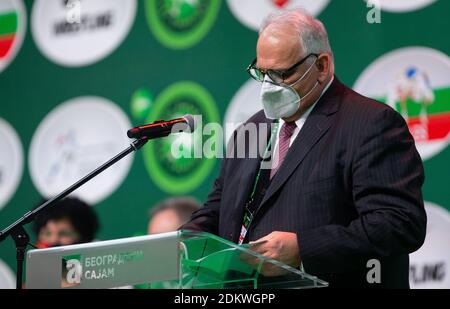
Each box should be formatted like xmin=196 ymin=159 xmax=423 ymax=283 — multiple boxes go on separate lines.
xmin=181 ymin=77 xmax=427 ymax=288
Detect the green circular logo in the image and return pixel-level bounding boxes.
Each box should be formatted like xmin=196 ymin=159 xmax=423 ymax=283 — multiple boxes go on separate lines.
xmin=143 ymin=81 xmax=220 ymax=194
xmin=145 ymin=0 xmax=221 ymax=49
xmin=131 ymin=88 xmax=154 ymax=120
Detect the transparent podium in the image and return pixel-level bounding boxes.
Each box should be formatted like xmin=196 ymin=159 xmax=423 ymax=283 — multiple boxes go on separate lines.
xmin=26 ymin=230 xmax=328 ymax=289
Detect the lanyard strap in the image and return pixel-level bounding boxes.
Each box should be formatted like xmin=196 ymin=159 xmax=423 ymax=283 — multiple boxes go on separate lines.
xmin=247 ymin=121 xmax=279 ymax=204
xmin=239 ymin=121 xmax=279 ymax=245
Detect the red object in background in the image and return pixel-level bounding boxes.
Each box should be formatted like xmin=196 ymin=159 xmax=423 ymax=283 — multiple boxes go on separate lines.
xmin=408 ymin=112 xmax=450 ymax=141
xmin=272 ymin=0 xmax=289 ymax=8
xmin=35 ymin=240 xmax=51 ymax=249
xmin=0 ymin=34 xmax=15 ymax=58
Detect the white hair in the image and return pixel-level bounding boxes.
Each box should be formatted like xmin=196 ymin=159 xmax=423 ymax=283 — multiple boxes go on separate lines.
xmin=260 ymin=8 xmax=333 ymax=57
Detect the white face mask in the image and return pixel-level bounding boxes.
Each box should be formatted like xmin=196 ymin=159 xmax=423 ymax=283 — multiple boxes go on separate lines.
xmin=260 ymin=59 xmax=318 ymax=119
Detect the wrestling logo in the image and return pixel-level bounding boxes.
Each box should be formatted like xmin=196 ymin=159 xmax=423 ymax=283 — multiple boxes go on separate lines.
xmin=354 ymin=47 xmax=450 ymax=161
xmin=0 ymin=259 xmax=15 ymax=289
xmin=145 ymin=0 xmax=221 ymax=50
xmin=0 ymin=118 xmax=23 ymax=211
xmin=29 ymin=96 xmax=133 ymax=204
xmin=409 ymin=202 xmax=450 ymax=289
xmin=31 ymin=0 xmax=137 ymax=67
xmin=0 ymin=0 xmax=26 ymax=74
xmin=142 ymin=82 xmax=220 ymax=194
xmin=227 ymin=0 xmax=330 ymax=31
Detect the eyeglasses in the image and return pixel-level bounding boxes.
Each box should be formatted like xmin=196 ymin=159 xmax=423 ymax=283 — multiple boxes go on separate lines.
xmin=246 ymin=53 xmax=318 ymax=84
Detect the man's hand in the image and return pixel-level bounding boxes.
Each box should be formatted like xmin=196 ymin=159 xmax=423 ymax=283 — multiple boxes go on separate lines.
xmin=242 ymin=231 xmax=301 ymax=277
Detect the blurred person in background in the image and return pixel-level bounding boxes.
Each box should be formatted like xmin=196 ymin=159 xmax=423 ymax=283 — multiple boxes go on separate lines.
xmin=139 ymin=196 xmax=201 ymax=289
xmin=147 ymin=196 xmax=201 ymax=235
xmin=33 ymin=197 xmax=99 ymax=248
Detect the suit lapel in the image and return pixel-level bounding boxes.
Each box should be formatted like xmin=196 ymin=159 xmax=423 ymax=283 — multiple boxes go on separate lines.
xmin=258 ymin=114 xmax=333 ymax=208
xmin=257 ymin=77 xmax=344 ymax=212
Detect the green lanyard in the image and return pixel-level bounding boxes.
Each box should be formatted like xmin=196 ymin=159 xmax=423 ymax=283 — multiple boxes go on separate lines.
xmin=247 ymin=121 xmax=279 ymax=204
xmin=239 ymin=121 xmax=279 ymax=244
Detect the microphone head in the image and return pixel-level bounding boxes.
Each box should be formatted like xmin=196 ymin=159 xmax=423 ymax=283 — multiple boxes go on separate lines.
xmin=182 ymin=114 xmax=195 ymax=131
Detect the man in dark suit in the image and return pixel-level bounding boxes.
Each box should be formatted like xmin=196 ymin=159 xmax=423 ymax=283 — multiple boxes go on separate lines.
xmin=181 ymin=8 xmax=426 ymax=288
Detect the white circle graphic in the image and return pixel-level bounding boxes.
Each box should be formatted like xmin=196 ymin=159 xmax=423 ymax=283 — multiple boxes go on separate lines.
xmin=224 ymin=79 xmax=263 ymax=143
xmin=354 ymin=47 xmax=450 ymax=161
xmin=365 ymin=0 xmax=437 ymax=13
xmin=31 ymin=0 xmax=136 ymax=67
xmin=0 ymin=0 xmax=26 ymax=74
xmin=0 ymin=259 xmax=15 ymax=289
xmin=0 ymin=118 xmax=23 ymax=211
xmin=410 ymin=202 xmax=450 ymax=289
xmin=29 ymin=97 xmax=133 ymax=204
xmin=227 ymin=0 xmax=330 ymax=31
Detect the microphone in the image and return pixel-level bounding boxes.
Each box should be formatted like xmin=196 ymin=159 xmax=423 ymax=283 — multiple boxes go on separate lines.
xmin=127 ymin=114 xmax=195 ymax=139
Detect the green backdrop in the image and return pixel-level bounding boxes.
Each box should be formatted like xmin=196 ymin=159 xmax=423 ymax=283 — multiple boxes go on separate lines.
xmin=0 ymin=0 xmax=449 ymax=288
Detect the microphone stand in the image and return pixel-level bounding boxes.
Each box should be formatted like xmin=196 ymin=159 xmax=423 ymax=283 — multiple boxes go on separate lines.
xmin=0 ymin=137 xmax=149 ymax=289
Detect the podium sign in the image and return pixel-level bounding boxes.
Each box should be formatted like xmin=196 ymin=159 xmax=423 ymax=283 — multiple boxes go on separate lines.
xmin=26 ymin=230 xmax=328 ymax=289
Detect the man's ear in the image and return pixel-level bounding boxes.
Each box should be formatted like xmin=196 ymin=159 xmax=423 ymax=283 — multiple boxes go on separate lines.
xmin=316 ymin=54 xmax=331 ymax=83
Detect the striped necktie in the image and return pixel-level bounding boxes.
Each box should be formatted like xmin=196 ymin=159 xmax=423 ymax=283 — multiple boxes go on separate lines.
xmin=270 ymin=121 xmax=297 ymax=180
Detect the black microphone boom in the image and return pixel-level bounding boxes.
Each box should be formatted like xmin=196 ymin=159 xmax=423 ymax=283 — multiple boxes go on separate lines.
xmin=127 ymin=114 xmax=195 ymax=139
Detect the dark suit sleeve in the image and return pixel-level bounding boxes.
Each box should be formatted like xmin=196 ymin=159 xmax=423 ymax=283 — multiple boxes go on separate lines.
xmin=298 ymin=107 xmax=427 ymax=274
xmin=180 ymin=115 xmax=260 ymax=234
xmin=179 ymin=155 xmax=227 ymax=234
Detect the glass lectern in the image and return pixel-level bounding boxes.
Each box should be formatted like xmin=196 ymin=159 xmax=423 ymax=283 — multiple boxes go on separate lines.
xmin=26 ymin=230 xmax=328 ymax=289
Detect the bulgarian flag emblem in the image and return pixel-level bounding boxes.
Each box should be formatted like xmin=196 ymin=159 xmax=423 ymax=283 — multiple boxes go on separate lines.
xmin=0 ymin=0 xmax=24 ymax=71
